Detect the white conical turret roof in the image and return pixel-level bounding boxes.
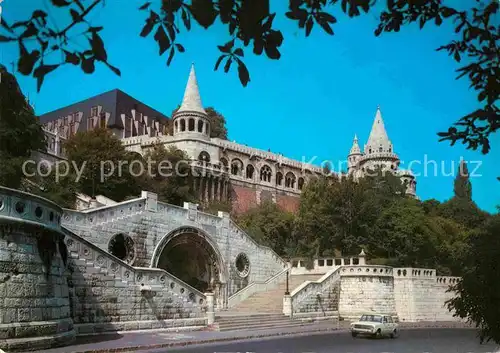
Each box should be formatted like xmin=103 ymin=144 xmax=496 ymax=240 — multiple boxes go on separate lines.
xmin=177 ymin=63 xmax=206 ymax=115
xmin=349 ymin=134 xmax=361 ymax=155
xmin=364 ymin=106 xmax=393 ymax=154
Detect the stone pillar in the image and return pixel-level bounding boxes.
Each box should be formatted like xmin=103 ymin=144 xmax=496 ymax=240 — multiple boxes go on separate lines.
xmin=0 ymin=186 xmax=76 ymax=351
xmin=204 ymin=178 xmax=209 ymax=203
xmin=358 ymin=249 xmax=366 ymax=265
xmin=141 ymin=190 xmax=157 ymax=212
xmin=283 ymin=294 xmax=292 ymax=317
xmin=205 ymin=292 xmax=215 ymax=325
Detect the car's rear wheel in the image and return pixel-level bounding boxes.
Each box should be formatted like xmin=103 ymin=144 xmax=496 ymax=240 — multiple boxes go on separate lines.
xmin=351 ymin=332 xmax=358 ymax=338
xmin=373 ymin=329 xmax=382 ymax=338
xmin=390 ymin=329 xmax=398 ymax=339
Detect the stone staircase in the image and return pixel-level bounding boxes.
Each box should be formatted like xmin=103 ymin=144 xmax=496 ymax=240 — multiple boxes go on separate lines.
xmin=216 ymin=274 xmax=326 ymax=332
xmin=230 ymin=274 xmax=322 ymax=313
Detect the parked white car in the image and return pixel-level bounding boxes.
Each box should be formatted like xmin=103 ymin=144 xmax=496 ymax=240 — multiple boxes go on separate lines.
xmin=350 ymin=313 xmax=399 ymax=338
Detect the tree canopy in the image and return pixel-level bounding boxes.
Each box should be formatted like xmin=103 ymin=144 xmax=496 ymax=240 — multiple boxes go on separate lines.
xmin=0 ymin=0 xmax=497 ymax=153
xmin=0 ymin=65 xmax=46 ymax=188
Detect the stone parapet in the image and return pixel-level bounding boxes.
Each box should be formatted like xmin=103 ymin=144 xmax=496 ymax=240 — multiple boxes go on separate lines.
xmin=0 ymin=186 xmax=76 ymax=351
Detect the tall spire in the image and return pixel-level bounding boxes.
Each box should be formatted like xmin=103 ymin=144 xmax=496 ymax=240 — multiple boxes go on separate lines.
xmin=365 ymin=106 xmax=393 ymax=154
xmin=349 ymin=134 xmax=361 ymax=155
xmin=177 ymin=63 xmax=206 ymax=114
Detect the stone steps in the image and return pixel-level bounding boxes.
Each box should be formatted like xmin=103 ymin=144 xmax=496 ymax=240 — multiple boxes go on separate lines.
xmin=216 ymin=313 xmax=334 ymax=332
xmin=230 ymin=274 xmax=323 ymax=313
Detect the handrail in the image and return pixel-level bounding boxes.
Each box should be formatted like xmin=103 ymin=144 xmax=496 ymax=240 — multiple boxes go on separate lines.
xmin=228 ymin=267 xmax=290 ymax=307
xmin=62 ymin=196 xmax=144 ymax=214
xmin=290 ymin=266 xmax=341 ymax=311
xmin=61 ymin=227 xmax=205 ymax=299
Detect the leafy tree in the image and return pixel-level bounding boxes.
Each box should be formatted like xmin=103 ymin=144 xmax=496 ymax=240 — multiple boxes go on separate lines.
xmin=237 ymin=200 xmax=295 ymax=257
xmin=170 ymin=106 xmax=229 ymax=139
xmin=1 ymin=0 xmax=497 ymax=152
xmin=202 ymin=199 xmax=232 ymax=216
xmin=454 ymin=160 xmax=472 ymax=201
xmin=139 ymin=142 xmax=196 ymax=206
xmin=447 ymin=215 xmax=500 ymax=344
xmin=20 ymin=167 xmax=78 ymax=208
xmin=63 ymin=127 xmax=141 ymax=201
xmin=0 ymin=65 xmax=46 ymax=188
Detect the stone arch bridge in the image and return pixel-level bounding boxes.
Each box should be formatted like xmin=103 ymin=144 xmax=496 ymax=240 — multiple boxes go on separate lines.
xmin=61 ymin=191 xmax=288 ymax=312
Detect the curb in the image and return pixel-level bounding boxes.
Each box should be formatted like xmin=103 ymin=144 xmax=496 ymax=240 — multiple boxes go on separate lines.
xmin=54 ymin=327 xmax=342 ymax=353
xmin=44 ymin=324 xmax=476 ymax=353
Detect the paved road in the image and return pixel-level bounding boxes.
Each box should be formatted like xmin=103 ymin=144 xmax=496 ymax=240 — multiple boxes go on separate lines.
xmin=153 ymin=329 xmax=499 ymax=353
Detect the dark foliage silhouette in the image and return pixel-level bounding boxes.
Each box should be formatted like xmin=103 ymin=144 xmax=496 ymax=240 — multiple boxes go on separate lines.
xmin=0 ymin=0 xmax=498 ymax=153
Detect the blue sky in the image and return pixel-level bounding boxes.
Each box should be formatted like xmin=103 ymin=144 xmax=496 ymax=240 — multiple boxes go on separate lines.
xmin=1 ymin=1 xmax=499 ymax=213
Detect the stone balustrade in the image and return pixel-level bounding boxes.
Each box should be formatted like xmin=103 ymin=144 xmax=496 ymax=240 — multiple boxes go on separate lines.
xmin=289 ymin=256 xmax=365 ymax=275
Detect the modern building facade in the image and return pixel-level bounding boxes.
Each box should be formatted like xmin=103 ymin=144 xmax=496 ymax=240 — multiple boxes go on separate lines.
xmin=38 ymin=65 xmax=416 ymax=213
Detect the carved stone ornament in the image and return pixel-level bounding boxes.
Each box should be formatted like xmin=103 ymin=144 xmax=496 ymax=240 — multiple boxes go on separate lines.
xmin=235 ymin=252 xmax=250 ymax=278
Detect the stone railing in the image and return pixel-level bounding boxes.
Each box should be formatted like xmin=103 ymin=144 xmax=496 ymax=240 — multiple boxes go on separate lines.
xmin=290 ymin=266 xmax=342 ymax=314
xmin=228 ymin=267 xmax=290 ymax=307
xmin=341 ymin=265 xmax=394 ymax=278
xmin=63 ymin=227 xmax=206 ymax=305
xmin=62 ymin=197 xmax=146 ymax=227
xmin=289 ymin=256 xmax=365 ymax=275
xmin=436 ymin=276 xmax=461 ymax=286
xmin=215 ymin=139 xmax=326 ymax=174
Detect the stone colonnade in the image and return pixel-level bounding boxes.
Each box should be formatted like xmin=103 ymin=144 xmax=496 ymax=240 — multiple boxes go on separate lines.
xmin=193 ymin=175 xmax=229 ymax=203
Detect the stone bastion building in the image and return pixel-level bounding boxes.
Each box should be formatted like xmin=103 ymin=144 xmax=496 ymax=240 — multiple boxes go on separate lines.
xmin=38 ymin=64 xmax=417 ymax=214
xmin=1 ymin=185 xmax=461 ymax=351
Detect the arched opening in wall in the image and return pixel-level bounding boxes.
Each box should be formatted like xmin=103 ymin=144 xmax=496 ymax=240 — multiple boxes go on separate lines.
xmin=108 ymin=233 xmax=136 ymax=265
xmin=260 ymin=165 xmax=272 ymax=182
xmin=379 ymin=146 xmax=383 ymax=152
xmin=197 ymin=120 xmax=203 ymax=132
xmin=188 ymin=118 xmax=195 ymax=131
xmin=156 ymin=229 xmax=222 ymax=293
xmin=276 ymin=172 xmax=283 ymax=186
xmin=285 ymin=172 xmax=296 ymax=188
xmin=220 ymin=157 xmax=228 ymax=170
xmin=246 ymin=164 xmax=255 ymax=179
xmin=174 ymin=120 xmax=178 ymax=133
xmin=198 ymin=151 xmax=211 ymax=163
xmin=180 ymin=119 xmax=186 ymax=131
xmin=298 ymin=177 xmax=305 ymax=190
xmin=231 ymin=159 xmax=243 ymax=176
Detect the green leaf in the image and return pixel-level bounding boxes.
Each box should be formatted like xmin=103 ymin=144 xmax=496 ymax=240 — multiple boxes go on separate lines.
xmin=140 ymin=11 xmax=158 ymax=37
xmin=305 ymin=17 xmax=313 ymax=36
xmin=224 ymin=57 xmax=232 ymax=73
xmin=181 ymin=8 xmax=191 ymax=30
xmin=139 ymin=2 xmax=151 ymax=10
xmin=237 ymin=61 xmax=250 ymax=87
xmin=175 ymin=43 xmax=185 ymax=53
xmin=154 ymin=26 xmax=171 ymax=55
xmin=214 ymin=55 xmax=225 ymax=71
xmin=70 ymin=9 xmax=81 ymax=22
xmin=234 ymin=48 xmax=244 ymax=57
xmin=51 ymin=0 xmax=71 ymax=6
xmin=189 ymin=0 xmax=218 ymax=29
xmin=90 ymin=32 xmax=107 ymax=61
xmin=81 ymin=57 xmax=95 ymax=74
xmin=63 ymin=50 xmax=80 ymax=65
xmin=167 ymin=47 xmax=175 ymax=66
xmin=33 ymin=64 xmax=59 ymax=92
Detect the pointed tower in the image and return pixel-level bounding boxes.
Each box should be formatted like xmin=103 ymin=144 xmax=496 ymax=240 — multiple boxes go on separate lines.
xmin=172 ymin=64 xmax=210 ymax=139
xmin=358 ymin=106 xmax=400 ymax=173
xmin=347 ymin=134 xmax=362 ymax=174
xmin=364 ymin=106 xmax=393 ymax=155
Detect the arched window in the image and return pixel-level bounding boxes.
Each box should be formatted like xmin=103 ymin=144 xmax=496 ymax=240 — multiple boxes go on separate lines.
xmin=180 ymin=119 xmax=186 ymax=131
xmin=246 ymin=164 xmax=255 ymax=179
xmin=368 ymin=148 xmax=372 ymax=154
xmin=298 ymin=177 xmax=305 ymax=190
xmin=220 ymin=157 xmax=228 ymax=169
xmin=260 ymin=165 xmax=272 ymax=182
xmin=198 ymin=151 xmax=210 ymax=163
xmin=285 ymin=172 xmax=296 ymax=188
xmin=197 ymin=120 xmax=203 ymax=132
xmin=379 ymin=146 xmax=383 ymax=152
xmin=188 ymin=118 xmax=195 ymax=131
xmin=276 ymin=172 xmax=283 ymax=186
xmin=231 ymin=159 xmax=243 ymax=176
xmin=174 ymin=120 xmax=179 ymax=133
